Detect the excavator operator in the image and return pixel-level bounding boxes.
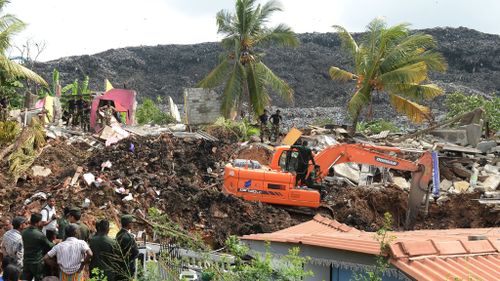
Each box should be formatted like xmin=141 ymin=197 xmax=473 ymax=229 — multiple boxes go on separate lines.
xmin=291 ymin=140 xmax=316 ymax=186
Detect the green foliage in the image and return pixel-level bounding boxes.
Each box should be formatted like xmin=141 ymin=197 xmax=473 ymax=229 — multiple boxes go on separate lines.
xmin=136 ymin=98 xmax=176 ymax=125
xmin=312 ymin=117 xmax=336 ymax=127
xmin=445 ymin=92 xmax=500 ymax=131
xmin=146 ymin=210 xmax=313 ymax=281
xmin=204 ymin=236 xmax=313 ymax=281
xmin=8 ymin=117 xmax=46 ymax=182
xmin=0 ymin=78 xmax=23 ymax=108
xmin=206 ymin=117 xmax=260 ymax=141
xmin=353 ymin=213 xmax=396 ymax=281
xmin=356 ymin=119 xmax=400 ymax=134
xmin=330 ymin=18 xmax=447 ymax=131
xmin=198 ymin=0 xmax=299 ymax=117
xmin=88 ymin=268 xmax=108 ymax=281
xmin=0 ymin=0 xmax=47 ymax=86
xmin=0 ymin=121 xmax=20 ymax=146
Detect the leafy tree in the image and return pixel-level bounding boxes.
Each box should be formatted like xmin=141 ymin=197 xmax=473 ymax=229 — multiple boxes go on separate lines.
xmin=0 ymin=0 xmax=46 ymax=87
xmin=329 ymin=18 xmax=447 ymax=133
xmin=445 ymin=92 xmax=499 ymax=132
xmin=136 ymin=98 xmax=175 ymax=125
xmin=198 ymin=0 xmax=299 ymax=118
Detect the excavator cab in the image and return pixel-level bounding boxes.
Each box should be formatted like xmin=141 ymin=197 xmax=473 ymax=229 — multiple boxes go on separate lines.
xmin=223 ymin=147 xmax=322 ymax=208
xmin=277 ymin=149 xmax=300 ymax=173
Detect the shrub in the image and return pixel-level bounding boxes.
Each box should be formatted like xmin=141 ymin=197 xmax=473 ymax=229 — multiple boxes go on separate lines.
xmin=445 ymin=92 xmax=500 ymax=131
xmin=356 ymin=120 xmax=400 ymax=134
xmin=136 ymin=98 xmax=176 ymax=125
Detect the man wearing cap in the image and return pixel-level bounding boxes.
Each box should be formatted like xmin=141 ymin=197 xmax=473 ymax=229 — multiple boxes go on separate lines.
xmin=89 ymin=219 xmax=119 ymax=281
xmin=115 ymin=215 xmax=138 ymax=281
xmin=1 ymin=217 xmax=27 ymax=269
xmin=67 ymin=207 xmax=90 ymax=242
xmin=44 ymin=224 xmax=92 ymax=281
xmin=21 ymin=214 xmax=54 ymax=281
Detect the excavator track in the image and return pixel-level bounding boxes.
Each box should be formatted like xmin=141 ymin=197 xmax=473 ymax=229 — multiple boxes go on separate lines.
xmin=278 ymin=204 xmax=335 ymax=219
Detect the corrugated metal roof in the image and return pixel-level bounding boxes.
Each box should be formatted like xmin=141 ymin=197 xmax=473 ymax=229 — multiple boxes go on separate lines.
xmin=241 ymin=215 xmax=500 ymax=281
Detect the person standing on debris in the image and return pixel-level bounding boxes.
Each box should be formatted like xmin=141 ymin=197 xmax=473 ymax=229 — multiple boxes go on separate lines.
xmin=43 ymin=224 xmax=92 ymax=281
xmin=21 ymin=214 xmax=55 ymax=281
xmin=40 ymin=196 xmax=58 ymax=238
xmin=291 ymin=140 xmax=316 ymax=186
xmin=67 ymin=208 xmax=90 ymax=242
xmin=258 ymin=109 xmax=270 ymax=143
xmin=115 ymin=215 xmax=138 ymax=281
xmin=89 ymin=219 xmax=119 ymax=281
xmin=269 ymin=109 xmax=283 ymax=142
xmin=1 ymin=217 xmax=27 ymax=269
xmin=57 ymin=207 xmax=70 ymax=240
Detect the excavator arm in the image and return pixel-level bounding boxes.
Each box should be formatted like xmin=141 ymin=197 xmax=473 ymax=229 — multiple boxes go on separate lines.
xmin=312 ymin=143 xmax=433 ymax=229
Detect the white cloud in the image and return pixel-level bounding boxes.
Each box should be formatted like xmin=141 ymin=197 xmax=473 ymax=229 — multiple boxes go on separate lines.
xmin=5 ymin=0 xmax=500 ymax=61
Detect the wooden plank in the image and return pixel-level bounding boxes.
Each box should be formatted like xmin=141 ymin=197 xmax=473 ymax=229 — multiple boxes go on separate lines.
xmin=281 ymin=127 xmax=302 ymax=146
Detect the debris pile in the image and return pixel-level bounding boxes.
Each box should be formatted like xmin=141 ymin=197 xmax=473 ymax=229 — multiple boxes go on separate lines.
xmin=0 ymin=135 xmax=298 ymax=247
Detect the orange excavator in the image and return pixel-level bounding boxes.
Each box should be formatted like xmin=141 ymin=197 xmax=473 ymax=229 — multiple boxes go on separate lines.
xmin=223 ymin=143 xmax=433 ymax=229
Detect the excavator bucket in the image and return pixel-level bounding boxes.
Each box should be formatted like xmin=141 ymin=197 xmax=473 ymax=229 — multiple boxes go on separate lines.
xmin=405 ymin=151 xmax=433 ymax=229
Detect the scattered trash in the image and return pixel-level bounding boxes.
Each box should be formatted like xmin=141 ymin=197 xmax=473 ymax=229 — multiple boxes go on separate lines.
xmin=31 ymin=165 xmax=52 ymax=177
xmin=83 ymin=173 xmax=96 ymax=186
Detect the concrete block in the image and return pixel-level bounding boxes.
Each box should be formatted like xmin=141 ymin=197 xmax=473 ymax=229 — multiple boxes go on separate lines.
xmin=476 ymin=140 xmax=497 ymax=153
xmin=482 ymin=175 xmax=500 ymax=191
xmin=465 ymin=124 xmax=482 ymax=146
xmin=430 ymin=129 xmax=468 ymax=146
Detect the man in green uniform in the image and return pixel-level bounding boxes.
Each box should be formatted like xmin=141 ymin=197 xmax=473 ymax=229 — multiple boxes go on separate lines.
xmin=67 ymin=207 xmax=90 ymax=242
xmin=21 ymin=214 xmax=54 ymax=281
xmin=89 ymin=219 xmax=119 ymax=281
xmin=115 ymin=215 xmax=139 ymax=281
xmin=57 ymin=207 xmax=70 ymax=240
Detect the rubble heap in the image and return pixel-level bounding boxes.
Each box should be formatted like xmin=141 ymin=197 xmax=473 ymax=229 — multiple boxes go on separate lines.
xmin=0 ymin=135 xmax=299 ymax=248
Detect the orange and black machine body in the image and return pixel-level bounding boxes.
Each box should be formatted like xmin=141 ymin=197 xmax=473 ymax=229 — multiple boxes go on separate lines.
xmin=223 ymin=143 xmax=433 ymax=228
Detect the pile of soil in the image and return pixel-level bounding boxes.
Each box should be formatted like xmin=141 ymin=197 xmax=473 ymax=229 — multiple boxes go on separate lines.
xmin=0 ymin=135 xmax=298 ymax=248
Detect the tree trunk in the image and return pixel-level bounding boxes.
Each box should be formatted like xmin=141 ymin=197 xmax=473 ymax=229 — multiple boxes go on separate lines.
xmin=349 ymin=109 xmax=361 ymax=135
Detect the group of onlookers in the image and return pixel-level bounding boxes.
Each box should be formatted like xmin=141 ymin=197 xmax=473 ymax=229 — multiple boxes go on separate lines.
xmin=0 ymin=196 xmax=139 ymax=281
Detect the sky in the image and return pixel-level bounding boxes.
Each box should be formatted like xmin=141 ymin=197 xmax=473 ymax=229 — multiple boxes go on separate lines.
xmin=5 ymin=0 xmax=500 ymax=62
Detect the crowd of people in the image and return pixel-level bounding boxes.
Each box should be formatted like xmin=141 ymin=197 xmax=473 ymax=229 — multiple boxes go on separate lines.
xmin=0 ymin=196 xmax=139 ymax=281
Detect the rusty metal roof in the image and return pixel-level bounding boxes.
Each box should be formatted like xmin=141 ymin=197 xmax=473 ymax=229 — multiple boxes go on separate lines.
xmin=241 ymin=215 xmax=500 ymax=281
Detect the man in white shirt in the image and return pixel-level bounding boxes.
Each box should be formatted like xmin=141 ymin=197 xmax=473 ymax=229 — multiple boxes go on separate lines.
xmin=1 ymin=216 xmax=27 ymax=268
xmin=40 ymin=196 xmax=58 ymax=235
xmin=43 ymin=224 xmax=92 ymax=280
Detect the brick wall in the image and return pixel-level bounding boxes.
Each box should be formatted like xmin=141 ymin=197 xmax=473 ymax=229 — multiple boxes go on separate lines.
xmin=183 ymin=88 xmax=222 ymax=125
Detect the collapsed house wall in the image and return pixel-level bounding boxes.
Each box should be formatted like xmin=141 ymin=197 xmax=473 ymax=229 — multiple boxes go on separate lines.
xmin=183 ymin=88 xmax=221 ymax=125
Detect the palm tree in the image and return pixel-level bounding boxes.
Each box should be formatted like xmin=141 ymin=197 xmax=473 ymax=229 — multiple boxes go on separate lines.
xmin=197 ymin=0 xmax=299 ymax=118
xmin=0 ymin=0 xmax=46 ymax=87
xmin=329 ymin=18 xmax=447 ymax=133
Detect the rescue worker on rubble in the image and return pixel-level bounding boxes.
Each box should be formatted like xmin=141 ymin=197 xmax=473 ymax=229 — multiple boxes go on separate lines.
xmin=258 ymin=109 xmax=270 ymax=143
xmin=99 ymin=102 xmax=116 ymax=126
xmin=115 ymin=215 xmax=139 ymax=281
xmin=291 ymin=140 xmax=316 ymax=186
xmin=90 ymin=219 xmax=119 ymax=281
xmin=67 ymin=207 xmax=90 ymax=242
xmin=269 ymin=109 xmax=282 ymax=142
